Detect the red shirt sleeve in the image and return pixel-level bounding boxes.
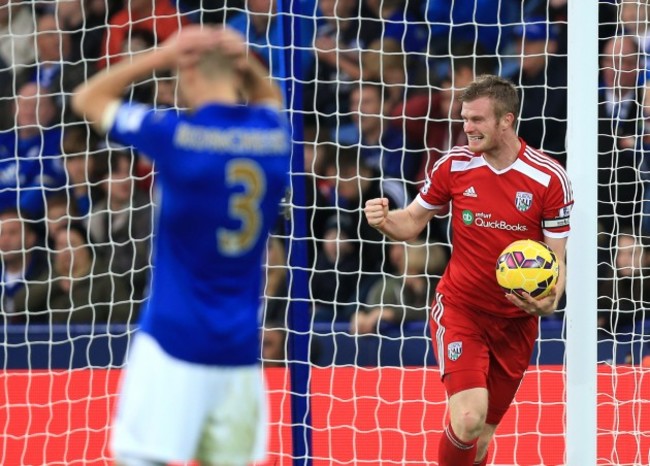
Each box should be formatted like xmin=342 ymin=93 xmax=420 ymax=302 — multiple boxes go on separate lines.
xmin=418 ymin=156 xmax=452 ymax=208
xmin=541 ymin=167 xmax=573 ymax=235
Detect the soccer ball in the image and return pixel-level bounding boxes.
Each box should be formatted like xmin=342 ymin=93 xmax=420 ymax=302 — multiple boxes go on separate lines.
xmin=495 ymin=239 xmax=559 ymax=299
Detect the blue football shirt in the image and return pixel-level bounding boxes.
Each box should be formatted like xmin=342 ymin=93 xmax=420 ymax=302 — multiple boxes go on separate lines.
xmin=0 ymin=128 xmax=67 ymax=217
xmin=108 ymin=101 xmax=291 ymax=366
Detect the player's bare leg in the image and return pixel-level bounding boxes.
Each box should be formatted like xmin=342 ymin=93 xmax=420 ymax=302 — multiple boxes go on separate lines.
xmin=449 ymin=387 xmax=488 ymax=441
xmin=438 ymin=387 xmax=488 ymax=465
xmin=474 ymin=423 xmax=497 ymax=465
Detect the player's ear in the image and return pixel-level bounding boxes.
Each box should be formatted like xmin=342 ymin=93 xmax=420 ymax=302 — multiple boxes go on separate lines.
xmin=501 ymin=112 xmax=515 ymax=130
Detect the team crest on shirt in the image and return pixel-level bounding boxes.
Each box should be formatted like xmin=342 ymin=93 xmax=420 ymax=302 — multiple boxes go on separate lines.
xmin=448 ymin=341 xmax=462 ymax=361
xmin=515 ymin=191 xmax=533 ymax=212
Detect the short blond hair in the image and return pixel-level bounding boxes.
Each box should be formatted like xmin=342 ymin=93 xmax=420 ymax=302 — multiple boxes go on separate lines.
xmin=459 ymin=74 xmax=519 ymax=122
xmin=196 ymin=47 xmax=236 ymax=80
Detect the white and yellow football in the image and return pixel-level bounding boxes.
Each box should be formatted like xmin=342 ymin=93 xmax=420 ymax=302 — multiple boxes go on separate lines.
xmin=495 ymin=239 xmax=559 ymax=299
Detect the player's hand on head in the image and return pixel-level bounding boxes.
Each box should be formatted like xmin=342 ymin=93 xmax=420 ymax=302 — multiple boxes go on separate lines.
xmin=505 ymin=286 xmax=558 ymax=317
xmin=160 ymin=25 xmax=222 ymax=69
xmin=213 ymin=27 xmax=248 ymax=66
xmin=364 ymin=198 xmax=389 ymax=229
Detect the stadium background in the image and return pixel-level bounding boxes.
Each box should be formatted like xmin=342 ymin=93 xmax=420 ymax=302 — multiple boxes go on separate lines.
xmin=0 ymin=0 xmax=649 ymax=465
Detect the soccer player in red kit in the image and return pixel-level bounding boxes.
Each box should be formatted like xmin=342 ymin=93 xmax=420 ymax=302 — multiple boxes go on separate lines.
xmin=364 ymin=74 xmax=573 ymax=466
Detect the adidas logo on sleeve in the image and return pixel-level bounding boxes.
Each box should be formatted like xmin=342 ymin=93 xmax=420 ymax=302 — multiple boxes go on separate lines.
xmin=463 ymin=186 xmax=478 ymax=197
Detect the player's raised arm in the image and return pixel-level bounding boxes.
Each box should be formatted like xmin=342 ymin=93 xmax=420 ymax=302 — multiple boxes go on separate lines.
xmin=72 ymin=29 xmax=173 ymax=131
xmin=364 ymin=197 xmax=437 ymax=242
xmin=71 ymin=26 xmax=238 ymax=133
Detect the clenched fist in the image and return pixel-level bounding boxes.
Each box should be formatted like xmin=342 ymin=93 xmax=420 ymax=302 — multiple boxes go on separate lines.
xmin=364 ymin=198 xmax=389 ymax=229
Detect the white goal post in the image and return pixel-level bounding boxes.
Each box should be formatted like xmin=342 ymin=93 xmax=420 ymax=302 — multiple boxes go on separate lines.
xmin=566 ymin=0 xmax=598 ymax=463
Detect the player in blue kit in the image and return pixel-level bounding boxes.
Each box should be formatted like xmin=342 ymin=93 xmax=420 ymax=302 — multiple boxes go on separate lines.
xmin=71 ymin=26 xmax=290 ymax=466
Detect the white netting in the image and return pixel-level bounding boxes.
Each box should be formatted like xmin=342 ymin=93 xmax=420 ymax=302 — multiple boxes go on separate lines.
xmin=0 ymin=1 xmax=648 ymax=465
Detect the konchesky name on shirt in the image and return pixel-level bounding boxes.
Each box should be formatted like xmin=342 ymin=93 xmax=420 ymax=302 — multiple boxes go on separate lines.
xmin=461 ymin=210 xmax=528 ymax=232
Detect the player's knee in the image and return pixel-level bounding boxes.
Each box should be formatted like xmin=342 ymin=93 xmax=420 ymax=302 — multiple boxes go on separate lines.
xmin=451 ymin=409 xmax=486 ymax=441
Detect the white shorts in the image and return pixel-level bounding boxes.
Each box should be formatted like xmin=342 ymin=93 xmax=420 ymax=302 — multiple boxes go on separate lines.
xmin=111 ymin=332 xmax=267 ymax=464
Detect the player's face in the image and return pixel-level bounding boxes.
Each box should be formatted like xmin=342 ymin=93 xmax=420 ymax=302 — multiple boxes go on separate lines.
xmin=54 ymin=229 xmax=87 ymax=275
xmin=46 ymin=204 xmax=69 ymax=240
xmin=616 ymin=234 xmax=647 ymax=277
xmin=518 ymin=40 xmax=550 ymax=76
xmin=0 ymin=217 xmax=24 ymax=256
xmin=601 ymin=36 xmax=639 ymax=89
xmin=0 ymin=216 xmax=35 ymax=266
xmin=461 ymin=97 xmax=506 ymax=154
xmin=106 ymin=157 xmax=133 ymax=206
xmin=16 ymin=84 xmax=56 ymax=130
xmin=350 ymin=87 xmax=382 ymax=135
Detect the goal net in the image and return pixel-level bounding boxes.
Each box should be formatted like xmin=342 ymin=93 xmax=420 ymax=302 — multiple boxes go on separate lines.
xmin=0 ymin=0 xmax=648 ymax=465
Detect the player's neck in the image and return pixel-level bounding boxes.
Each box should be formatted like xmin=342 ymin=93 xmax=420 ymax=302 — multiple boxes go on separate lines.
xmin=483 ymin=135 xmax=521 ymax=170
xmin=186 ymin=81 xmax=239 ymax=108
xmin=190 ymin=89 xmax=239 ymax=108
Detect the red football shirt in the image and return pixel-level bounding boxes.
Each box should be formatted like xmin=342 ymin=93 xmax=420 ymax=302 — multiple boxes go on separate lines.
xmin=418 ymin=140 xmax=573 ymax=317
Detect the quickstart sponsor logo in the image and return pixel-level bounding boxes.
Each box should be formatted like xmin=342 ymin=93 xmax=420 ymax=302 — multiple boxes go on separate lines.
xmin=462 ymin=210 xmax=528 ymax=231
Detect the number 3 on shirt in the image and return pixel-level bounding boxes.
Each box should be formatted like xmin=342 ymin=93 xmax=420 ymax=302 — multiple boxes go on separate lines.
xmin=217 ymin=159 xmax=266 ymax=256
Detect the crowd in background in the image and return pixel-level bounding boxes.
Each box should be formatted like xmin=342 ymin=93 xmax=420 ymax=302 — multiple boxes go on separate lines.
xmin=0 ymin=0 xmax=647 ymax=365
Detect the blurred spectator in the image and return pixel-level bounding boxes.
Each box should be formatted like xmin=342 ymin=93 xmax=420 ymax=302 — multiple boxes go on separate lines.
xmin=509 ymin=17 xmax=568 ymax=166
xmin=153 ymin=71 xmax=180 ymax=108
xmin=0 ymin=0 xmax=35 ymax=68
xmin=227 ymin=0 xmax=317 ymax=81
xmin=318 ymin=147 xmax=409 ymax=281
xmin=350 ymin=239 xmax=446 ymax=334
xmin=364 ymin=0 xmax=428 ymax=55
xmin=361 ymin=38 xmax=413 ymax=111
xmin=315 ymin=0 xmax=366 ymax=79
xmin=0 ymin=208 xmax=47 ymax=322
xmin=598 ymin=229 xmax=650 ymax=333
xmin=0 ymin=82 xmax=67 ymax=218
xmin=347 ymin=82 xmax=421 ymax=182
xmin=0 ymin=0 xmax=30 ymax=130
xmin=314 ymin=0 xmax=374 ymax=126
xmin=14 ymin=222 xmax=133 ymax=324
xmin=45 ymin=191 xmax=78 ymax=242
xmin=620 ymin=0 xmax=650 ymax=73
xmin=61 ymin=122 xmax=104 ymax=217
xmin=99 ymin=0 xmax=185 ymax=69
xmin=121 ymin=28 xmax=156 ymax=59
xmin=424 ymin=0 xmax=520 ymax=56
xmin=0 ymin=55 xmax=12 ymax=131
xmin=303 ymin=118 xmax=333 ymax=237
xmin=121 ymin=29 xmax=158 ymax=104
xmin=598 ymin=34 xmax=644 ymax=236
xmin=86 ymin=150 xmax=153 ymax=302
xmin=20 ymin=13 xmax=91 ymax=111
xmin=311 ymin=213 xmax=361 ymax=322
xmin=56 ymin=0 xmax=112 ymax=63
